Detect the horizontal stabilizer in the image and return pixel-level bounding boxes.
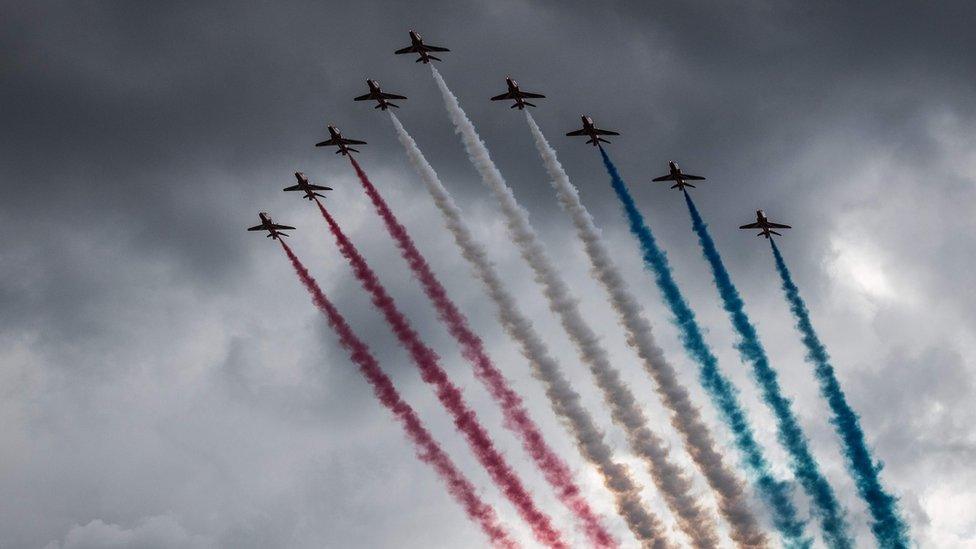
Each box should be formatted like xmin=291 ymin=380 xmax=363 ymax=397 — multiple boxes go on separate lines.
xmin=671 ymin=182 xmax=695 ymax=189
xmin=522 ymin=101 xmax=537 ymax=108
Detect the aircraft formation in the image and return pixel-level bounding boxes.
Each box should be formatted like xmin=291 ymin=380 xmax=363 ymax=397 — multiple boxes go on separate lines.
xmin=254 ymin=30 xmax=790 ymax=240
xmin=246 ymin=29 xmax=908 ymax=549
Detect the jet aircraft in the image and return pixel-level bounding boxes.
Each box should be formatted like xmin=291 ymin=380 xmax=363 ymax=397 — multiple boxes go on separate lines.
xmin=490 ymin=77 xmax=545 ymax=109
xmin=394 ymin=30 xmax=450 ymax=63
xmin=739 ymin=210 xmax=792 ymax=238
xmin=247 ymin=212 xmax=296 ymax=240
xmin=354 ymin=80 xmax=407 ymax=110
xmin=652 ymin=161 xmax=706 ymax=190
xmin=315 ymin=125 xmax=367 ymax=156
xmin=283 ymin=172 xmax=332 ymax=200
xmin=566 ymin=115 xmax=619 ymax=146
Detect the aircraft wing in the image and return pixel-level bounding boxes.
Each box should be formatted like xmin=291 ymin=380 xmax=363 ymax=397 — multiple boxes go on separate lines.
xmin=272 ymin=224 xmax=296 ymax=230
xmin=282 ymin=184 xmax=303 ymax=191
xmin=340 ymin=138 xmax=367 ymax=145
xmin=739 ymin=222 xmax=762 ymax=229
xmin=683 ymin=174 xmax=706 ymax=180
xmin=315 ymin=138 xmax=338 ymax=147
xmin=353 ymin=93 xmax=373 ymax=101
xmin=379 ymin=92 xmax=407 ymax=100
xmin=491 ymin=91 xmax=516 ymax=101
xmin=652 ymin=174 xmax=677 ymax=181
xmin=307 ymin=184 xmax=333 ymax=191
xmin=520 ymin=92 xmax=546 ymax=99
xmin=247 ymin=225 xmax=265 ymax=231
xmin=394 ymin=46 xmax=417 ymax=54
xmin=425 ymin=45 xmax=450 ymax=52
xmin=566 ymin=129 xmax=588 ymax=136
xmin=594 ymin=129 xmax=620 ymax=135
xmin=767 ymin=222 xmax=792 ymax=229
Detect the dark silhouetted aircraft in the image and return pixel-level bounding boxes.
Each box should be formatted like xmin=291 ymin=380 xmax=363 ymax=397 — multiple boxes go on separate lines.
xmin=395 ymin=30 xmax=450 ymax=63
xmin=652 ymin=161 xmax=706 ymax=190
xmin=739 ymin=210 xmax=792 ymax=238
xmin=315 ymin=125 xmax=367 ymax=155
xmin=566 ymin=115 xmax=619 ymax=146
xmin=354 ymin=80 xmax=407 ymax=110
xmin=491 ymin=77 xmax=545 ymax=109
xmin=247 ymin=212 xmax=295 ymax=240
xmin=284 ymin=172 xmax=332 ymax=200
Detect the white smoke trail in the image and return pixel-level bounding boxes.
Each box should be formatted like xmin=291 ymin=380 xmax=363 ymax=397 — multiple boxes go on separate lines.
xmin=390 ymin=111 xmax=669 ymax=548
xmin=431 ymin=66 xmax=717 ymax=549
xmin=525 ymin=112 xmax=769 ymax=549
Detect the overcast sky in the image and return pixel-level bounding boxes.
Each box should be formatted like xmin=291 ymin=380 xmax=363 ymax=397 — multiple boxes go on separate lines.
xmin=2 ymin=1 xmax=974 ymax=547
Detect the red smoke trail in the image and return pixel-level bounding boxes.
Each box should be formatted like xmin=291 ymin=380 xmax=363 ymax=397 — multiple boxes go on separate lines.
xmin=347 ymin=157 xmax=615 ymax=548
xmin=278 ymin=240 xmax=518 ymax=549
xmin=312 ymin=200 xmax=567 ymax=549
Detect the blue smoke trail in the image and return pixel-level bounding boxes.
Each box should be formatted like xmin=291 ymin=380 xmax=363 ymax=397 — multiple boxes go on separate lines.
xmin=681 ymin=188 xmax=853 ymax=548
xmin=599 ymin=147 xmax=810 ymax=547
xmin=769 ymin=239 xmax=910 ymax=548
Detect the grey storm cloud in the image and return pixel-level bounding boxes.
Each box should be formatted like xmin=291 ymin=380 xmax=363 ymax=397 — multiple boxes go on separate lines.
xmin=2 ymin=1 xmax=975 ymax=547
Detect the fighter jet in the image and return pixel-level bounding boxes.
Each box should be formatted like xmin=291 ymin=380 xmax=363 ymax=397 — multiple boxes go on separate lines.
xmin=652 ymin=161 xmax=706 ymax=190
xmin=354 ymin=80 xmax=407 ymax=110
xmin=566 ymin=115 xmax=619 ymax=146
xmin=247 ymin=212 xmax=296 ymax=240
xmin=315 ymin=125 xmax=367 ymax=155
xmin=739 ymin=210 xmax=792 ymax=239
xmin=283 ymin=172 xmax=332 ymax=200
xmin=394 ymin=30 xmax=450 ymax=64
xmin=490 ymin=77 xmax=545 ymax=109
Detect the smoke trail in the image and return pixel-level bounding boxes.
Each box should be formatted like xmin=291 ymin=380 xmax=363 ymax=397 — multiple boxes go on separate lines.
xmin=347 ymin=157 xmax=615 ymax=548
xmin=769 ymin=240 xmax=909 ymax=548
xmin=526 ymin=113 xmax=768 ymax=549
xmin=682 ymin=190 xmax=853 ymax=548
xmin=598 ymin=147 xmax=809 ymax=547
xmin=389 ymin=112 xmax=666 ymax=548
xmin=278 ymin=240 xmax=519 ymax=549
xmin=431 ymin=65 xmax=710 ymax=549
xmin=313 ymin=200 xmax=567 ymax=549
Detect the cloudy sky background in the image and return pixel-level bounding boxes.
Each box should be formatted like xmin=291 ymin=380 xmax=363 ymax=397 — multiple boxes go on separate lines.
xmin=2 ymin=1 xmax=974 ymax=547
